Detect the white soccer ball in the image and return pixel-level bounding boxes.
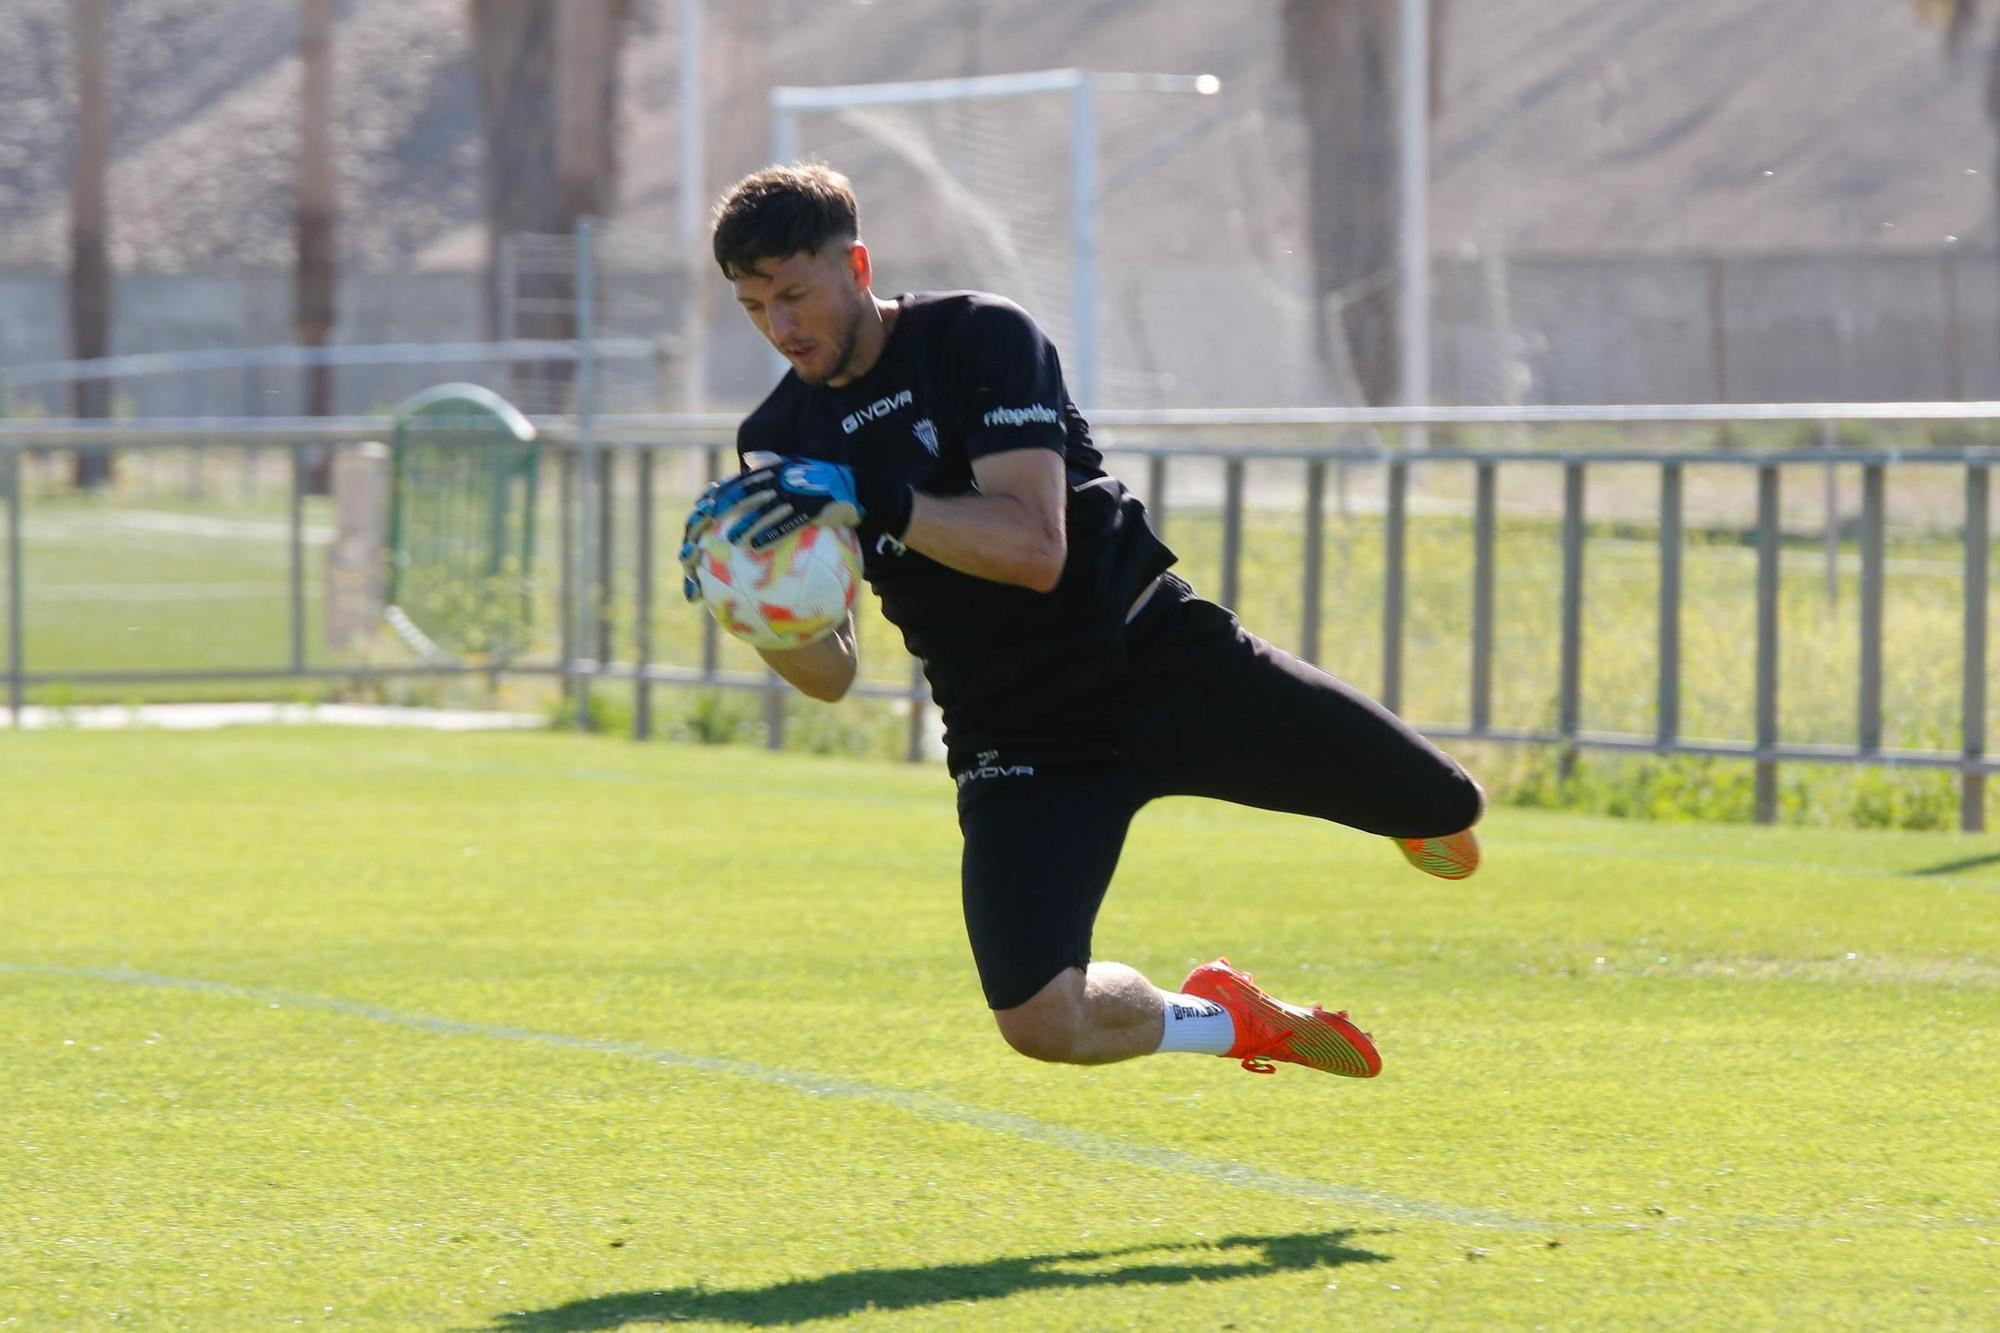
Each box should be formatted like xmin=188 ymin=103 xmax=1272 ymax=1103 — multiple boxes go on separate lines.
xmin=693 ymin=521 xmax=862 ymax=650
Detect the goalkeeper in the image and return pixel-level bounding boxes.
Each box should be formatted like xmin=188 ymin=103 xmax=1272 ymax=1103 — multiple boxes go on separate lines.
xmin=680 ymin=163 xmax=1483 ymax=1080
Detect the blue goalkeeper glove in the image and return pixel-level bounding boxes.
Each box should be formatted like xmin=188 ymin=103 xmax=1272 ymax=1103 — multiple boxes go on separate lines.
xmin=677 ymin=453 xmax=785 ymax=603
xmin=710 ymin=458 xmax=914 ymax=551
xmin=677 ymin=482 xmax=722 ymax=603
xmin=675 ymin=457 xmax=913 ymax=602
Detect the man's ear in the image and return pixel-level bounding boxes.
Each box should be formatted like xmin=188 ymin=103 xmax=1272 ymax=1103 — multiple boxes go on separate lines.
xmin=846 ymin=239 xmax=873 ymax=292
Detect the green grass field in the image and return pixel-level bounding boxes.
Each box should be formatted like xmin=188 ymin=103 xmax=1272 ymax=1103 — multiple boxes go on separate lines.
xmin=3 ymin=727 xmax=1996 ymax=1328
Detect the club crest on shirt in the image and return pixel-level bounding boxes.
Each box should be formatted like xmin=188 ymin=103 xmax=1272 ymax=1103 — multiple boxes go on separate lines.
xmin=912 ymin=418 xmax=940 ymax=456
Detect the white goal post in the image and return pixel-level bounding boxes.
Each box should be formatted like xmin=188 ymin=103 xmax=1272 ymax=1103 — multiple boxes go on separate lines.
xmin=769 ymin=68 xmax=1222 ymax=409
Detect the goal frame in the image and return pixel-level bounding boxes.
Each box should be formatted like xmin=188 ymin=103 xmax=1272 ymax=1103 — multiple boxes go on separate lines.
xmin=769 ymin=68 xmax=1221 ymax=409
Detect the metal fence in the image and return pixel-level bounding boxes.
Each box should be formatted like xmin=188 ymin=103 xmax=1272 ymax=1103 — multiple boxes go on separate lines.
xmin=3 ymin=403 xmax=1997 ymax=829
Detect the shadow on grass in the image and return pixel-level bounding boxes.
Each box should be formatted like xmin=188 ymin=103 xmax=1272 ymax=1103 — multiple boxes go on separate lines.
xmin=485 ymin=1229 xmax=1391 ymax=1329
xmin=1908 ymin=850 xmax=2000 ymax=878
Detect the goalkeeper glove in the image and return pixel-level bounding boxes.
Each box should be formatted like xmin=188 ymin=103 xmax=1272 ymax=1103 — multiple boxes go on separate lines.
xmin=676 ymin=457 xmax=912 ymax=601
xmin=710 ymin=458 xmax=913 ymax=551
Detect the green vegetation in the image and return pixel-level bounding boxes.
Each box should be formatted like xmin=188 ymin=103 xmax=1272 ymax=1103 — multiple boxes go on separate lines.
xmin=1 ymin=728 xmax=1995 ymax=1328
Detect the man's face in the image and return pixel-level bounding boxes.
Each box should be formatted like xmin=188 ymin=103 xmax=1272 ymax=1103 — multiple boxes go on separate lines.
xmin=730 ymin=243 xmax=870 ymax=386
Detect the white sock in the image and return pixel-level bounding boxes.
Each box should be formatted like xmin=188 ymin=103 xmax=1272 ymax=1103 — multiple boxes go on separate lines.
xmin=1153 ymin=990 xmax=1236 ymax=1055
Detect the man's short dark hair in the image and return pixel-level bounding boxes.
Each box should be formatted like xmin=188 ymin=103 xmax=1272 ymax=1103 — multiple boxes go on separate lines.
xmin=711 ymin=163 xmax=859 ymax=279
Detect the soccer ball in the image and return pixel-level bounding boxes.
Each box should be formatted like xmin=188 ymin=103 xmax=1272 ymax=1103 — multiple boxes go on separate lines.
xmin=693 ymin=521 xmax=862 ymax=650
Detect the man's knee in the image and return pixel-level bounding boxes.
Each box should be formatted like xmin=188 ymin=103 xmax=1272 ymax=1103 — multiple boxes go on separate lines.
xmin=1441 ymin=771 xmax=1486 ymax=835
xmin=993 ymin=971 xmax=1086 ymax=1063
xmin=1387 ymin=767 xmax=1485 ymax=840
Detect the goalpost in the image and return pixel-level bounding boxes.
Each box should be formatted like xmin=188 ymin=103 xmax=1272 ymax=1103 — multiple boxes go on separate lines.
xmin=768 ymin=68 xmax=1224 ymax=410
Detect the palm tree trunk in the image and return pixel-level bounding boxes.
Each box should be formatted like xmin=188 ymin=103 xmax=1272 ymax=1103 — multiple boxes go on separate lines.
xmin=556 ymin=0 xmax=626 ymax=227
xmin=297 ymin=0 xmax=337 ymax=423
xmin=1984 ymin=14 xmax=2000 ymax=223
xmin=469 ymin=0 xmax=563 ymax=376
xmin=69 ymin=0 xmax=113 ymax=487
xmin=1282 ymin=0 xmax=1444 ymax=408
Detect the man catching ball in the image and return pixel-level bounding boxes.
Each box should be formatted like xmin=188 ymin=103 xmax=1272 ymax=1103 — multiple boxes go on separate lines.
xmin=680 ymin=163 xmax=1483 ymax=1080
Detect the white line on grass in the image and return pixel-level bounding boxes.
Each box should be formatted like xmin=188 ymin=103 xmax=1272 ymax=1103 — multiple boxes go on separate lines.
xmin=3 ymin=962 xmax=1541 ymax=1232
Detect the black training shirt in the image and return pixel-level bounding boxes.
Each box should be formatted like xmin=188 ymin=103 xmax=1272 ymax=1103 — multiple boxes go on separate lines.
xmin=736 ymin=290 xmax=1176 ymax=748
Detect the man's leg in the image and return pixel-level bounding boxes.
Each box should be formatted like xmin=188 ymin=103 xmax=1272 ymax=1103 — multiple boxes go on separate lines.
xmin=995 ymin=959 xmax=1381 ymax=1077
xmin=957 ymin=760 xmax=1159 ymax=1063
xmin=959 ymin=760 xmax=1381 ymax=1076
xmin=1128 ymin=586 xmax=1484 ymax=843
xmin=993 ymin=961 xmax=1179 ymax=1065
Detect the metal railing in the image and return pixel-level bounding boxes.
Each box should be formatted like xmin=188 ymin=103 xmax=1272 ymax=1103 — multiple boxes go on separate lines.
xmin=4 ymin=403 xmax=1997 ymax=829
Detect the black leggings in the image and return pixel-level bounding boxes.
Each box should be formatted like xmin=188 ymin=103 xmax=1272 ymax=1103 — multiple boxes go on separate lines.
xmin=955 ymin=576 xmax=1483 ymax=1009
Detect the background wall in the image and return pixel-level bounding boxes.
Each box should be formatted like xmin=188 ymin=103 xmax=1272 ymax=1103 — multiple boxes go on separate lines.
xmin=4 ymin=249 xmax=1991 ymax=416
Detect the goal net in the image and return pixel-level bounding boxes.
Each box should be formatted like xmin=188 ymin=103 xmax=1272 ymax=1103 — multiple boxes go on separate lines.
xmin=770 ymin=68 xmax=1334 ymax=411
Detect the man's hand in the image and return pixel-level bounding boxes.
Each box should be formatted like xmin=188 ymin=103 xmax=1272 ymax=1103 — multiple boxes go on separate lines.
xmin=677 ymin=480 xmax=725 ymax=603
xmin=718 ymin=459 xmax=864 ymax=548
xmin=677 ymin=451 xmax=786 ymax=601
xmin=678 ymin=454 xmax=912 ymax=599
xmin=712 ymin=457 xmax=914 ymax=551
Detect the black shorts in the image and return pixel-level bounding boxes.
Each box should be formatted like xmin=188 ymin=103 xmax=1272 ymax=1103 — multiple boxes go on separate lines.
xmin=952 ymin=574 xmax=1484 ymax=1010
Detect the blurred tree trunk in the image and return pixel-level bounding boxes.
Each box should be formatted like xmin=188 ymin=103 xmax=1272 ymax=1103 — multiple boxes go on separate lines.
xmin=469 ymin=0 xmax=564 ymax=369
xmin=556 ymin=0 xmax=626 ymax=228
xmin=69 ymin=0 xmax=113 ymax=487
xmin=297 ymin=0 xmax=337 ymax=490
xmin=1926 ymin=3 xmax=2000 ymax=239
xmin=469 ymin=0 xmax=628 ymax=409
xmin=1921 ymin=2 xmax=2000 ymax=413
xmin=298 ymin=0 xmax=336 ymax=417
xmin=1281 ymin=0 xmax=1445 ymax=408
xmin=1980 ymin=11 xmax=2000 ymax=215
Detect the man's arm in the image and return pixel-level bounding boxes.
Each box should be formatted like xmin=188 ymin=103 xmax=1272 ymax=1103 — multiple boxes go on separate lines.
xmin=900 ymin=447 xmax=1067 ymax=593
xmin=758 ymin=613 xmax=858 ymax=702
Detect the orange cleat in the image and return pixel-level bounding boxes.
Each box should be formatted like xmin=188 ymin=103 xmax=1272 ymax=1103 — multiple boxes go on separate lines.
xmin=1181 ymin=958 xmax=1381 ymax=1078
xmin=1395 ymin=828 xmax=1480 ymax=880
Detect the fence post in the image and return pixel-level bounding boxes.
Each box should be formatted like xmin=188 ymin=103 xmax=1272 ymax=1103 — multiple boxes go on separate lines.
xmin=906 ymin=657 xmax=926 ymax=764
xmin=596 ymin=451 xmax=616 ymax=668
xmin=558 ymin=447 xmax=576 ymax=708
xmin=635 ymin=446 xmax=655 ymax=741
xmin=1301 ymin=458 xmax=1325 ymax=665
xmin=1755 ymin=463 xmax=1781 ymax=824
xmin=1656 ymin=461 xmax=1682 ymax=749
xmin=701 ymin=444 xmax=721 ymax=681
xmin=579 ymin=221 xmax=619 ymax=724
xmin=1382 ymin=458 xmax=1408 ymax=714
xmin=1558 ymin=461 xmax=1586 ymax=776
xmin=289 ymin=443 xmax=307 ymax=675
xmin=5 ymin=448 xmax=20 ymax=727
xmin=1821 ymin=420 xmax=1839 ymax=609
xmin=1859 ymin=463 xmax=1885 ymax=755
xmin=764 ymin=676 xmax=785 ymax=751
xmin=1147 ymin=454 xmax=1168 ymax=538
xmin=1471 ymin=460 xmax=1496 ymax=733
xmin=1848 ymin=462 xmax=1880 ymax=752
xmin=1219 ymin=457 xmax=1244 ymax=611
xmin=1964 ymin=464 xmax=1990 ymax=832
